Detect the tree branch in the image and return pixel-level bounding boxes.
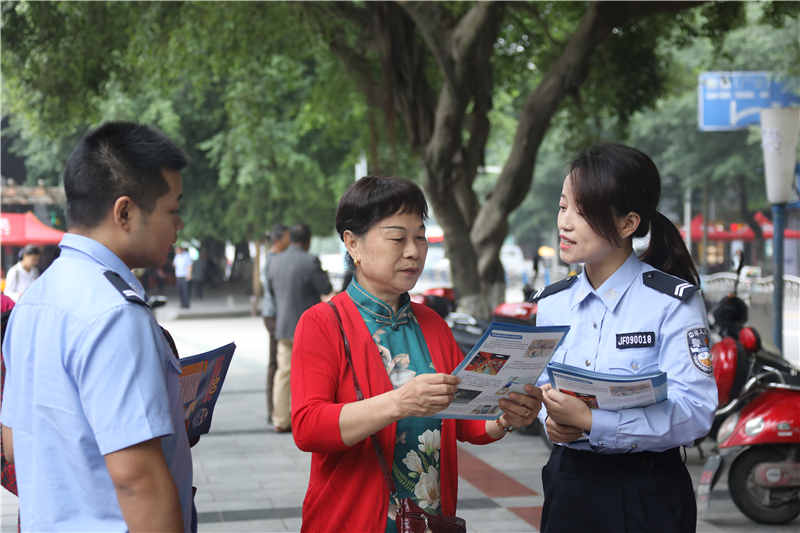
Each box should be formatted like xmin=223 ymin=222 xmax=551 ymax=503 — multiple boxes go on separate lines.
xmin=398 ymin=1 xmax=458 ymax=88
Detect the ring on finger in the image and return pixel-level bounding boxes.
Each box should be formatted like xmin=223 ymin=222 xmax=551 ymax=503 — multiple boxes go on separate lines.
xmin=523 ymin=408 xmax=531 ymax=418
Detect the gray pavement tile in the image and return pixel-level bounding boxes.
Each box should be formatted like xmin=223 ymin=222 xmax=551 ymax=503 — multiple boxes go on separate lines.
xmin=221 ymin=508 xmax=301 ymax=522
xmin=465 ymin=519 xmax=537 ymax=533
xmin=455 ymin=478 xmax=484 ymax=499
xmin=197 ymin=500 xmax=275 ymax=513
xmin=493 ymin=496 xmax=545 ymax=508
xmin=205 ymin=474 xmax=266 ymax=485
xmin=194 ymin=491 xmax=216 ymax=503
xmin=209 ymin=490 xmax=277 ymax=502
xmin=458 ymin=507 xmax=532 ymax=522
xmin=199 ymin=480 xmax=264 ymax=493
xmin=282 ymin=518 xmax=303 ymax=532
xmin=198 ymin=518 xmax=289 ymax=532
xmin=458 ymin=498 xmax=500 ymax=509
xmin=259 ymin=480 xmax=309 ymax=491
xmin=193 ymin=466 xmax=256 ymax=477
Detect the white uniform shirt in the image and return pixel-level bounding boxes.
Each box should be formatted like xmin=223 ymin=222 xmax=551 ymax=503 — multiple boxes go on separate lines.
xmin=4 ymin=261 xmax=39 ymax=302
xmin=536 ymin=252 xmax=717 ymax=453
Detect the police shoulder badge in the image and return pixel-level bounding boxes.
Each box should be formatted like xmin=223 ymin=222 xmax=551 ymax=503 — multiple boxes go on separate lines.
xmin=686 ymin=327 xmax=713 ymax=376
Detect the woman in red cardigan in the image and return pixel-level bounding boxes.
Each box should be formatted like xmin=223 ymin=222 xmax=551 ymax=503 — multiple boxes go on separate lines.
xmin=291 ymin=176 xmax=542 ymax=532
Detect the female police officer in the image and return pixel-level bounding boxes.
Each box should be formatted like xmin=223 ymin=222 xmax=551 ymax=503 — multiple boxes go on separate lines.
xmin=533 ymin=143 xmax=717 ymax=533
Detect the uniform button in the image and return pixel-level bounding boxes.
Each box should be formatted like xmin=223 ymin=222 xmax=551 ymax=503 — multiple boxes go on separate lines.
xmin=593 ymin=322 xmax=597 ymax=329
xmin=585 ymin=359 xmax=591 ymax=367
xmin=646 ymin=272 xmax=654 ymax=279
xmin=598 ymin=441 xmax=604 ymax=445
xmin=631 ymin=444 xmax=638 ymax=450
xmin=631 ymin=363 xmax=638 ymax=370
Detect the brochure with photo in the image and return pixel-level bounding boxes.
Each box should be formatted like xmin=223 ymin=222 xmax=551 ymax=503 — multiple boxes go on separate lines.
xmin=546 ymin=362 xmax=667 ymax=411
xmin=179 ymin=342 xmax=236 ymax=438
xmin=432 ymin=322 xmax=569 ymax=420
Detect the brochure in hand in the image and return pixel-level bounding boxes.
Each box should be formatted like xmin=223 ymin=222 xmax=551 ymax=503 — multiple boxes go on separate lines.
xmin=546 ymin=362 xmax=667 ymax=411
xmin=432 ymin=322 xmax=569 ymax=420
xmin=179 ymin=342 xmax=236 ymax=438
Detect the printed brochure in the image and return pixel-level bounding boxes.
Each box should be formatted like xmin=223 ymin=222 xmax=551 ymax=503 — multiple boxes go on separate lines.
xmin=546 ymin=362 xmax=667 ymax=410
xmin=432 ymin=323 xmax=569 ymax=420
xmin=179 ymin=342 xmax=236 ymax=438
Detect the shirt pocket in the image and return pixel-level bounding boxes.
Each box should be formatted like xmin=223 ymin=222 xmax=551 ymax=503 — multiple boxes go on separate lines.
xmin=607 ymin=345 xmax=661 ymax=375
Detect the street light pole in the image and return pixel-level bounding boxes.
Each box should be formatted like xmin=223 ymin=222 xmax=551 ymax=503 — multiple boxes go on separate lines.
xmin=759 ymin=106 xmax=800 ymax=352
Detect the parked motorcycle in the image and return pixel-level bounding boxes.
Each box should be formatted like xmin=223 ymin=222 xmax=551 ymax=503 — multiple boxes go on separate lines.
xmin=697 ymin=322 xmax=800 ymax=523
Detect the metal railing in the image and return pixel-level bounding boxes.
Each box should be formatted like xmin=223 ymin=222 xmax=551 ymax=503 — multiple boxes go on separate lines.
xmin=702 ymin=273 xmax=800 ymax=303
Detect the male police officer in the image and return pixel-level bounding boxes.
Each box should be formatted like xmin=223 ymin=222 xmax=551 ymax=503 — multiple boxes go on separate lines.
xmin=1 ymin=122 xmax=194 ymax=532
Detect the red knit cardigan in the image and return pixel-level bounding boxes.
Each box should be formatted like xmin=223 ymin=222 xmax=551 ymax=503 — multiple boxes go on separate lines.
xmin=292 ymin=292 xmax=497 ymax=533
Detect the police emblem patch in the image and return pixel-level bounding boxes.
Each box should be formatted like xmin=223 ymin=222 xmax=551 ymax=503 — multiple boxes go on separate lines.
xmin=686 ymin=327 xmax=713 ymax=376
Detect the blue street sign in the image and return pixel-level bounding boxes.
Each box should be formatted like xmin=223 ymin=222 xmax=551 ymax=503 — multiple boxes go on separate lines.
xmin=698 ymin=71 xmax=800 ymax=131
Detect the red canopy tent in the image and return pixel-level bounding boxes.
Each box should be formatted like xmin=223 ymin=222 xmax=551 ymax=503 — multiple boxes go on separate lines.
xmin=680 ymin=214 xmax=800 ymax=242
xmin=1 ymin=211 xmax=66 ymax=246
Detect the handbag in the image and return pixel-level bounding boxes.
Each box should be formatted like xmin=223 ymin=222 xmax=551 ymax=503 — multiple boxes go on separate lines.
xmin=326 ymin=301 xmax=467 ymax=533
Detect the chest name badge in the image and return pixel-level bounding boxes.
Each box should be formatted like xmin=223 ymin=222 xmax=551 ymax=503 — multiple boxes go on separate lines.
xmin=616 ymin=332 xmax=656 ymax=349
xmin=687 ymin=327 xmax=713 ymax=376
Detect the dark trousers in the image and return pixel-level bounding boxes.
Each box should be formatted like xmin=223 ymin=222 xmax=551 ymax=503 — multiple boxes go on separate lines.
xmin=263 ymin=316 xmax=278 ymax=420
xmin=540 ymin=445 xmax=696 ymax=533
xmin=176 ymin=277 xmax=191 ymax=308
xmin=192 ymin=279 xmax=204 ymax=299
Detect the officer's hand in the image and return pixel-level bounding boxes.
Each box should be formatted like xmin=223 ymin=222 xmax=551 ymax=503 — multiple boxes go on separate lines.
xmin=497 ymin=384 xmax=543 ymax=428
xmin=541 ymin=387 xmax=593 ymax=432
xmin=545 ymin=417 xmax=585 ymax=443
xmin=394 ymin=373 xmax=460 ymax=418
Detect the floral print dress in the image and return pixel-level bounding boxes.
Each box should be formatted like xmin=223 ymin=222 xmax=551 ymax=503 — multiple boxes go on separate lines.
xmin=346 ymin=280 xmax=444 ymax=533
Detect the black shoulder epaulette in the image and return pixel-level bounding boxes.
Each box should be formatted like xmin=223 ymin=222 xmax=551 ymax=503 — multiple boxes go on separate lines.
xmin=104 ymin=271 xmax=149 ymax=308
xmin=529 ymin=276 xmax=578 ymax=302
xmin=642 ymin=271 xmax=699 ymax=301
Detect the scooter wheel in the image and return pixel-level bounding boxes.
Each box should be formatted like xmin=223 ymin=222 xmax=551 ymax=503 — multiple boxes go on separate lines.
xmin=728 ymin=447 xmax=800 ymax=525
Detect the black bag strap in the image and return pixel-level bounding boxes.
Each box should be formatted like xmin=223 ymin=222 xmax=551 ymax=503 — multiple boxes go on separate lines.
xmin=326 ymin=301 xmax=399 ymax=498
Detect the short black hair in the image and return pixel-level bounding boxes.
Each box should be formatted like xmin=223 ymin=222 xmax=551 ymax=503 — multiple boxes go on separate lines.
xmin=63 ymin=121 xmax=187 ymax=228
xmin=335 ymin=176 xmax=428 ymax=274
xmin=335 ymin=176 xmax=427 ymax=240
xmin=289 ymin=222 xmax=311 ymax=243
xmin=269 ymin=224 xmax=288 ymax=243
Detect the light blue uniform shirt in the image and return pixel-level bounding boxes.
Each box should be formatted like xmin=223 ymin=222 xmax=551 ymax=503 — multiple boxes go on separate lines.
xmin=536 ymin=252 xmax=717 ymax=453
xmin=1 ymin=234 xmax=195 ymax=532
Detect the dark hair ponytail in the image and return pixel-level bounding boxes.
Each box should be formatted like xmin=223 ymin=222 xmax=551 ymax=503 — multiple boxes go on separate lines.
xmin=570 ymin=143 xmax=699 ymax=286
xmin=641 ymin=212 xmax=699 ymax=286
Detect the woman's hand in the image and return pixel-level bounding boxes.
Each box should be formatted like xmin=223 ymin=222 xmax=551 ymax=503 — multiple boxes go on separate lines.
xmin=500 ymin=384 xmax=543 ymax=427
xmin=393 ymin=373 xmax=460 ymax=418
xmin=486 ymin=384 xmax=543 ymax=439
xmin=541 ymin=383 xmax=593 ymax=432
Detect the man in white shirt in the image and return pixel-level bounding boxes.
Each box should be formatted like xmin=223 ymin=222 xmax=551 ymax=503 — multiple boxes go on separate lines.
xmin=173 ymin=246 xmax=193 ymax=308
xmin=4 ymin=245 xmax=41 ymax=302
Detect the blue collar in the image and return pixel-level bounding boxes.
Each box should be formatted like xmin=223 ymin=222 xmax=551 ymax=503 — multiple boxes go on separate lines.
xmin=58 ymin=234 xmax=148 ymax=301
xmin=572 ymin=251 xmax=642 ymax=312
xmin=346 ymin=278 xmax=411 ymax=329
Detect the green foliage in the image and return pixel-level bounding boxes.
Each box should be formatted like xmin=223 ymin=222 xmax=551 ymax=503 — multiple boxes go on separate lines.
xmin=2 ymin=1 xmax=364 ymax=243
xmin=509 ymin=1 xmax=797 ymax=247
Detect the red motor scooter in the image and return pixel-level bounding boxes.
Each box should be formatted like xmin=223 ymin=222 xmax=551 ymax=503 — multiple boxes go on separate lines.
xmin=697 ymin=325 xmax=800 ymax=524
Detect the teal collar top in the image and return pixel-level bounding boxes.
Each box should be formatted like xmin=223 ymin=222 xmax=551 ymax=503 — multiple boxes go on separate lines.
xmin=345 ymin=278 xmax=444 ymax=526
